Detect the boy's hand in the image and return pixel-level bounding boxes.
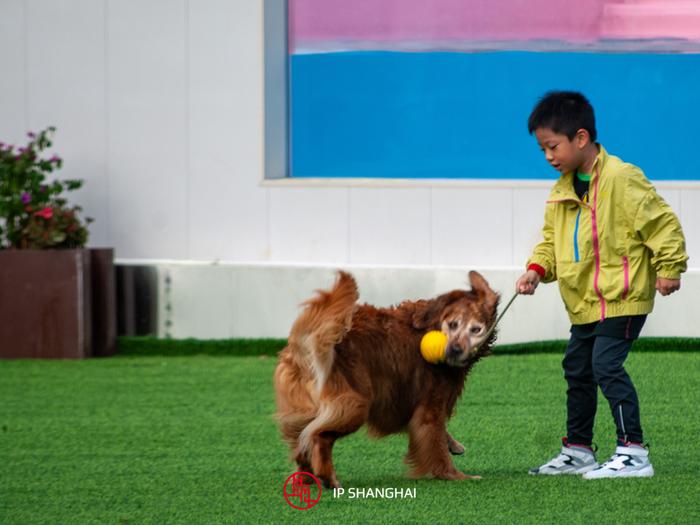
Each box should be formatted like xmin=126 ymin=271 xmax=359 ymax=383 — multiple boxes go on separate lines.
xmin=516 ymin=270 xmax=541 ymax=295
xmin=656 ymin=277 xmax=680 ymax=296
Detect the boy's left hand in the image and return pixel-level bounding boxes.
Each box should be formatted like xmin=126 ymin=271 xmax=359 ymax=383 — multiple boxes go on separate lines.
xmin=656 ymin=277 xmax=681 ymax=296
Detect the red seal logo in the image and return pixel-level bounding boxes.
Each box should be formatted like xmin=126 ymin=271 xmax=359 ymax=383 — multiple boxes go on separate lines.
xmin=283 ymin=472 xmax=322 ymax=510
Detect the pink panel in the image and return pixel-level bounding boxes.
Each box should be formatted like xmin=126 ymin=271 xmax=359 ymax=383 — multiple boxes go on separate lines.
xmin=290 ymin=0 xmax=700 ymax=51
xmin=290 ymin=0 xmax=605 ymax=47
xmin=601 ymin=1 xmax=700 ymax=40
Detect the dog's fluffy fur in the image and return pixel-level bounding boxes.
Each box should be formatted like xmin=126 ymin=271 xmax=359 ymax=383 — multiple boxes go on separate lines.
xmin=274 ymin=271 xmax=499 ymax=487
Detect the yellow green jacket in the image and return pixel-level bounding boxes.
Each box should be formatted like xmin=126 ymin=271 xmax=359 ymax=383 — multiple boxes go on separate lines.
xmin=528 ymin=145 xmax=688 ymax=324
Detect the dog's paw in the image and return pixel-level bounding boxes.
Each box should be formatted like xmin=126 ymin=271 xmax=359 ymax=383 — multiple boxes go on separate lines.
xmin=446 ymin=435 xmax=466 ymax=456
xmin=322 ymin=477 xmax=342 ymax=489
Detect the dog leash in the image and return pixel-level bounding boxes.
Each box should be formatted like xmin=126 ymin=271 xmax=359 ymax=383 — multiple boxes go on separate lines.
xmin=475 ymin=291 xmax=518 ymax=351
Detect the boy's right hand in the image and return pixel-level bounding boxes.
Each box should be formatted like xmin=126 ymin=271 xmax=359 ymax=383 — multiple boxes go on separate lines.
xmin=516 ymin=270 xmax=541 ymax=295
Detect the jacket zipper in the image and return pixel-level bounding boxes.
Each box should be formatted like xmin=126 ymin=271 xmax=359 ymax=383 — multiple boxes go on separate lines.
xmin=622 ymin=256 xmax=630 ymax=299
xmin=573 ymin=208 xmax=582 ymax=263
xmin=590 ymin=167 xmax=606 ymax=321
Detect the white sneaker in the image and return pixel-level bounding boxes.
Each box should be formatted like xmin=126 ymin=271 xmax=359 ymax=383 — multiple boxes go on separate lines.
xmin=529 ymin=439 xmax=599 ymax=475
xmin=583 ymin=444 xmax=654 ymax=479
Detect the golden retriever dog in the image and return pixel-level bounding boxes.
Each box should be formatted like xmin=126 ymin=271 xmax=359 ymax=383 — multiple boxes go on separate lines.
xmin=274 ymin=271 xmax=499 ymax=488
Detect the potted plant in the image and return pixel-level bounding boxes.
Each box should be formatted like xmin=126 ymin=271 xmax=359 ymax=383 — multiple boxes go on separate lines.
xmin=0 ymin=127 xmax=116 ymax=358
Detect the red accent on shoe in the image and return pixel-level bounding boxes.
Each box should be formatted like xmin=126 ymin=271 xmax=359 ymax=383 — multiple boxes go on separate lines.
xmin=563 ymin=437 xmax=593 ymax=451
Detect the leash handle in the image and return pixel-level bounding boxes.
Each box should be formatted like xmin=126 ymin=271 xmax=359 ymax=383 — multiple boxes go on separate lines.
xmin=478 ymin=291 xmax=518 ymax=348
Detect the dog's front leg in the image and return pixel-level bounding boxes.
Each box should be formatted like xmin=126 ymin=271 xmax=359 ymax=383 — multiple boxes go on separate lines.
xmin=406 ymin=405 xmax=481 ymax=480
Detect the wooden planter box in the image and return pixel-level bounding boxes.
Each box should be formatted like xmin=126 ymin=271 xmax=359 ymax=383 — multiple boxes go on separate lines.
xmin=0 ymin=248 xmax=116 ymax=359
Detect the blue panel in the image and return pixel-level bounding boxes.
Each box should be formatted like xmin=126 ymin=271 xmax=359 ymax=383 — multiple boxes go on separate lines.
xmin=290 ymin=51 xmax=700 ymax=180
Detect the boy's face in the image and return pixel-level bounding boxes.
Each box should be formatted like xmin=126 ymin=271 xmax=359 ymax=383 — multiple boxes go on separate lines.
xmin=534 ymin=127 xmax=590 ymax=174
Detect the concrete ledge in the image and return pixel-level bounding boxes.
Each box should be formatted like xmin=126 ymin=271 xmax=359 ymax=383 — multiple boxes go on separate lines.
xmin=116 ymin=260 xmax=700 ymax=345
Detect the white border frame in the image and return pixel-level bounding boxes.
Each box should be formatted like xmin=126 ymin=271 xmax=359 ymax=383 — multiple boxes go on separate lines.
xmin=262 ymin=1 xmax=700 ymax=190
xmin=263 ymin=0 xmax=288 ymax=180
xmin=261 ymin=177 xmax=700 ymax=189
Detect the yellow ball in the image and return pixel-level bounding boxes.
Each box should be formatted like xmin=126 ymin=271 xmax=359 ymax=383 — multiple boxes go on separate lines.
xmin=420 ymin=330 xmax=448 ymax=364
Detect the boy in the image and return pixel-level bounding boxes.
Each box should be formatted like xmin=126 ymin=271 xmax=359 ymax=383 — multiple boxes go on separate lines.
xmin=517 ymin=91 xmax=687 ymax=479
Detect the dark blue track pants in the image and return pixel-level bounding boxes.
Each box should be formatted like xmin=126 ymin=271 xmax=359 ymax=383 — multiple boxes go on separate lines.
xmin=562 ymin=333 xmax=643 ymax=445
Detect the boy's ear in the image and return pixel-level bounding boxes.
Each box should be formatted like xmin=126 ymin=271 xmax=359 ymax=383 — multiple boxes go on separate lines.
xmin=575 ymin=128 xmax=591 ymax=148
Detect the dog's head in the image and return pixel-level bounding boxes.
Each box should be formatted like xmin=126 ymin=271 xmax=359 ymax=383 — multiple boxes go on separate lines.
xmin=412 ymin=271 xmax=500 ymax=367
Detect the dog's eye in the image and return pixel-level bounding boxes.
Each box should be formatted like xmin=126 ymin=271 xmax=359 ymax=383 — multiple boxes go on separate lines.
xmin=448 ymin=320 xmax=459 ymax=330
xmin=470 ymin=325 xmax=483 ymax=335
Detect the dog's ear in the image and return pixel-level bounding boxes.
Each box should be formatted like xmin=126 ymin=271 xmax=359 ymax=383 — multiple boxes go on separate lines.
xmin=468 ymin=271 xmax=499 ymax=316
xmin=412 ymin=291 xmax=461 ymax=330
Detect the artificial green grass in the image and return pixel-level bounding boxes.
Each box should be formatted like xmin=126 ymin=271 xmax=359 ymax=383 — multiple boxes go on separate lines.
xmin=116 ymin=336 xmax=287 ymax=357
xmin=116 ymin=336 xmax=700 ymax=357
xmin=2 ymin=352 xmax=699 ymax=524
xmin=495 ymin=337 xmax=700 ymax=355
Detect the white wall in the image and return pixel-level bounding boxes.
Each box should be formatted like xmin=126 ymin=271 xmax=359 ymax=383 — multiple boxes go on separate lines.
xmin=139 ymin=261 xmax=700 ymax=343
xmin=0 ymin=0 xmax=697 ymax=267
xmin=1 ymin=0 xmax=698 ymax=341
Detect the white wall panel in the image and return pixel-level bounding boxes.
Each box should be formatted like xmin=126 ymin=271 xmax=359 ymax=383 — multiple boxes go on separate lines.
xmin=476 ymin=268 xmax=570 ymax=343
xmin=645 ymin=282 xmax=700 ymax=338
xmin=432 ymin=188 xmax=513 ymax=266
xmin=107 ymin=0 xmax=188 ymax=259
xmin=26 ymin=0 xmax=109 ymax=245
xmin=230 ymin=265 xmax=339 ymax=338
xmin=349 ymin=188 xmax=432 ymax=265
xmin=1 ymin=0 xmax=699 ymax=342
xmin=157 ymin=264 xmax=236 ymax=338
xmin=147 ymin=262 xmax=700 ymax=341
xmin=681 ymin=189 xmax=700 ymax=269
xmin=188 ymin=0 xmax=268 ymax=261
xmin=269 ymin=187 xmax=349 ymax=262
xmin=656 ymin=187 xmax=681 ymax=217
xmin=0 ymin=0 xmax=26 ymax=142
xmin=513 ymin=187 xmax=550 ymax=267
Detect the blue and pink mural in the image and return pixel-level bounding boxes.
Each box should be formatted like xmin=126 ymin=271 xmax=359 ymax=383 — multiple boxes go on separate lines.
xmin=289 ymin=0 xmax=700 ymax=179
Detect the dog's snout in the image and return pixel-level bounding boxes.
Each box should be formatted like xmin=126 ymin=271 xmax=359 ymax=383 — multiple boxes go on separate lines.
xmin=448 ymin=344 xmax=462 ymax=358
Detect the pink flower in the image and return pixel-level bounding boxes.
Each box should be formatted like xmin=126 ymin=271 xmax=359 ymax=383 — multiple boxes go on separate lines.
xmin=34 ymin=207 xmax=53 ymax=220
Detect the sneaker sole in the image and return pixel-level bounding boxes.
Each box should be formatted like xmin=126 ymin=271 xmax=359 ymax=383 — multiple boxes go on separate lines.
xmin=528 ymin=463 xmax=599 ymax=476
xmin=583 ymin=465 xmax=654 ymax=479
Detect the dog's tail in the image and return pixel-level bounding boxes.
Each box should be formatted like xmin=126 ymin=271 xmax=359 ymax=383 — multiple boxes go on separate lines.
xmin=288 ymin=271 xmax=358 ymax=391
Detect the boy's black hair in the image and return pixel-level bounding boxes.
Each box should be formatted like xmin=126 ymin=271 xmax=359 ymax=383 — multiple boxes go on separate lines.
xmin=528 ymin=91 xmax=597 ymax=142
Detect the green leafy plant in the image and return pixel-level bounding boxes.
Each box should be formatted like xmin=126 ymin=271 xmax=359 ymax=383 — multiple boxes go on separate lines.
xmin=0 ymin=127 xmax=92 ymax=249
